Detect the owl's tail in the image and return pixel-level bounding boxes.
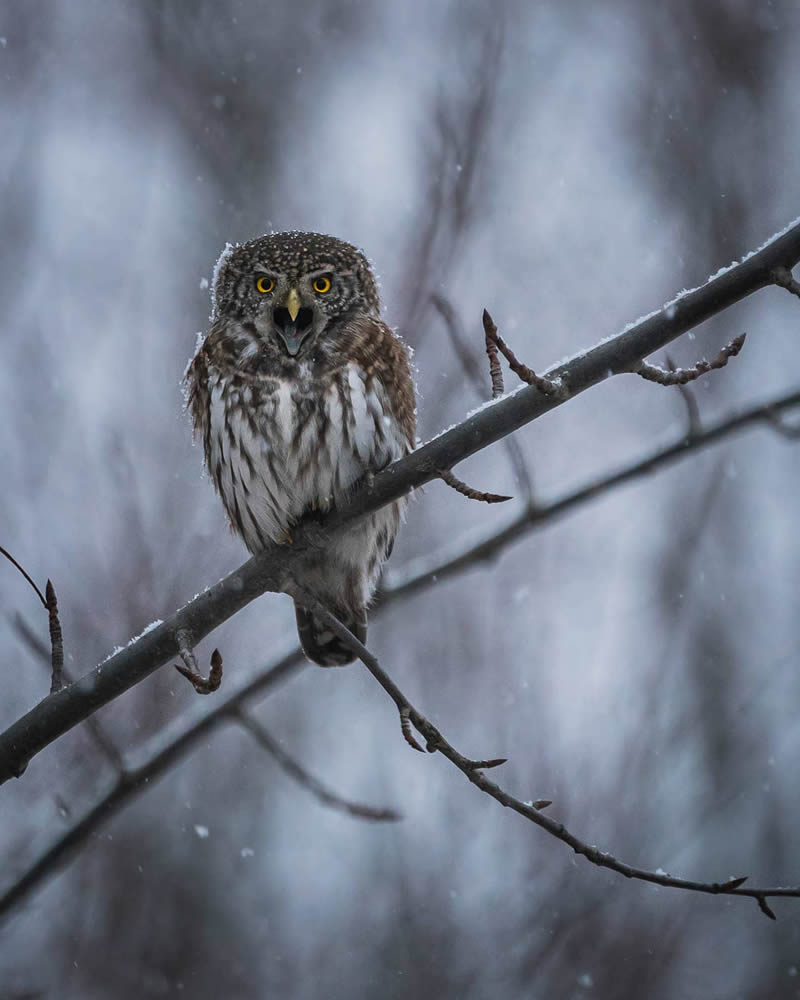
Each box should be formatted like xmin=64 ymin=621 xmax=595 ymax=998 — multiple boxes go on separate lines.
xmin=294 ymin=601 xmax=367 ymax=667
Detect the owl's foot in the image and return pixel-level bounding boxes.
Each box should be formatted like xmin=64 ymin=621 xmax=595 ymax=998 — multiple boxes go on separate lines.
xmin=174 ymin=635 xmax=223 ymax=695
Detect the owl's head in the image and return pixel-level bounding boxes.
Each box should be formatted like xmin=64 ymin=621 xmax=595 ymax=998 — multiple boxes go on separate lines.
xmin=211 ymin=231 xmax=380 ymax=361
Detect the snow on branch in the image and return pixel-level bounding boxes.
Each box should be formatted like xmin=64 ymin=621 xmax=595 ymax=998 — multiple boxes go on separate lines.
xmin=636 ymin=332 xmax=746 ymax=385
xmin=1 ymin=220 xmax=799 ymax=792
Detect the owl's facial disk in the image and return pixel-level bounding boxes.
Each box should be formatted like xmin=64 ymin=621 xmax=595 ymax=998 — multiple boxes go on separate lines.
xmin=250 ymin=269 xmax=343 ymax=360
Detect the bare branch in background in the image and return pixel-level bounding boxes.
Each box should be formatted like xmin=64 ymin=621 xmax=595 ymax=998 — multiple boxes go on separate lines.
xmin=665 ymin=354 xmax=702 ymax=437
xmin=763 ymin=406 xmax=800 ymax=439
xmin=438 ymin=468 xmax=512 ymax=505
xmin=398 ymin=25 xmax=502 ymax=335
xmin=290 ymin=590 xmax=799 ymax=919
xmin=1 ymin=218 xmax=800 ymax=784
xmin=637 ymin=332 xmax=746 ymax=385
xmin=236 ymin=710 xmax=401 ymax=823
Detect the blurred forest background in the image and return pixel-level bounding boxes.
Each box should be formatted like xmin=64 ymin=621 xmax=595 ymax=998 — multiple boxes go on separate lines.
xmin=1 ymin=1 xmax=800 ymax=997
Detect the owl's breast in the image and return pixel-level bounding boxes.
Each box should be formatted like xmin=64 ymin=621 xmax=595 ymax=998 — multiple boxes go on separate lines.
xmin=205 ymin=363 xmax=410 ymax=551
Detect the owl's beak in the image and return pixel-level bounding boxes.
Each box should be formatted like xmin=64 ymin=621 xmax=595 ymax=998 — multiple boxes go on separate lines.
xmin=286 ymin=287 xmax=301 ymax=322
xmin=273 ymin=287 xmax=313 ymax=357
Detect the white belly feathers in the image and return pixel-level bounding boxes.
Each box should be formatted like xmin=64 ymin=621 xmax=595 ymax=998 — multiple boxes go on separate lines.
xmin=207 ymin=363 xmax=408 ymax=555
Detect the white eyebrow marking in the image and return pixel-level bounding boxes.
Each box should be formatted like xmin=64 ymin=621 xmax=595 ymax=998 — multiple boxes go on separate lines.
xmin=303 ymin=264 xmax=338 ymax=278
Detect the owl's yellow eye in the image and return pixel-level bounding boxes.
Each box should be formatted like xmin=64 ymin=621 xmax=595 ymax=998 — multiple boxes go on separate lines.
xmin=255 ymin=276 xmax=274 ymax=294
xmin=313 ymin=275 xmax=332 ymax=294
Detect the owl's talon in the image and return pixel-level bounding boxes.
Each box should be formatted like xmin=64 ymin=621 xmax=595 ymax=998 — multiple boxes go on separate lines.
xmin=174 ymin=636 xmax=223 ymax=695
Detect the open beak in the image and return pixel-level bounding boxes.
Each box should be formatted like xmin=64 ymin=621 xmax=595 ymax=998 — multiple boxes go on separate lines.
xmin=273 ymin=287 xmax=313 ymax=357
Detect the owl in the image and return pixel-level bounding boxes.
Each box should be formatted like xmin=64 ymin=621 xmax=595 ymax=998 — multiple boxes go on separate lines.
xmin=185 ymin=232 xmax=416 ymax=666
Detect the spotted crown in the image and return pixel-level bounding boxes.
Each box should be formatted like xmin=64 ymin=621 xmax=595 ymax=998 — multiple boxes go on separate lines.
xmin=212 ymin=231 xmax=381 ymax=322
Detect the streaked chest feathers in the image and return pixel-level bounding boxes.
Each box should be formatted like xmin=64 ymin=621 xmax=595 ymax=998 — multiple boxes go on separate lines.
xmin=207 ymin=362 xmax=409 ymax=558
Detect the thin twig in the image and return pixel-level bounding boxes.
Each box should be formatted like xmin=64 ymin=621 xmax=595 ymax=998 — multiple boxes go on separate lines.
xmin=174 ymin=630 xmax=223 ymax=694
xmin=438 ymin=468 xmax=512 ymax=504
xmin=483 ymin=309 xmax=564 ymax=396
xmin=481 ymin=306 xmax=505 ymax=398
xmin=432 ymin=294 xmax=534 ymax=502
xmin=637 ymin=333 xmax=746 ymax=385
xmin=46 ymin=581 xmax=64 ymax=695
xmin=773 ymin=265 xmax=800 ymax=301
xmin=287 ymin=580 xmax=507 ymax=771
xmin=0 ymin=547 xmax=66 ymax=695
xmin=286 ymin=592 xmax=799 ymax=920
xmin=237 ymin=710 xmax=401 ymax=822
xmin=0 ymin=546 xmax=47 ymax=607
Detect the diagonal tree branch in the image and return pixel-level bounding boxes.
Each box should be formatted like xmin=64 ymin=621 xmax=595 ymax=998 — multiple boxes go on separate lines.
xmin=0 ymin=650 xmax=302 ymax=921
xmin=294 ymin=588 xmax=800 ymax=920
xmin=1 ymin=218 xmax=799 ymax=785
xmin=1 ymin=384 xmax=798 ymax=919
xmin=236 ymin=710 xmax=401 ymax=822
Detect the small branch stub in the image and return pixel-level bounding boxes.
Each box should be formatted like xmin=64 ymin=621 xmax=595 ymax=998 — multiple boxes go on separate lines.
xmin=482 ymin=309 xmax=505 ymax=398
xmin=773 ymin=266 xmax=800 ymax=301
xmin=482 ymin=309 xmax=565 ymax=397
xmin=466 ymin=756 xmax=508 ymax=770
xmin=399 ymin=706 xmax=425 ymax=753
xmin=757 ymin=895 xmax=777 ymax=921
xmin=638 ymin=333 xmax=746 ymax=386
xmin=46 ymin=580 xmax=64 ymax=695
xmin=438 ymin=468 xmax=512 ymax=505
